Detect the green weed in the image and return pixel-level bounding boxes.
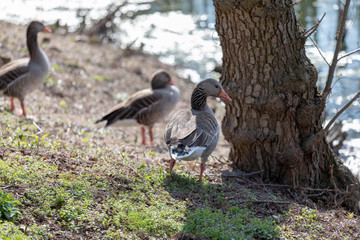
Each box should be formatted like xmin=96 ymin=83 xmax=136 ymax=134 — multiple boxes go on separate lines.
xmin=279 ymin=207 xmax=325 ymax=239
xmin=0 ymin=190 xmax=21 ymax=221
xmin=92 ymin=74 xmax=111 ymax=82
xmin=107 ymin=163 xmax=187 ymax=236
xmin=59 ymin=99 xmax=67 ymax=111
xmin=45 ymin=75 xmax=58 ymax=87
xmin=0 ymin=221 xmax=28 ymax=240
xmin=183 ymin=206 xmax=279 ymax=240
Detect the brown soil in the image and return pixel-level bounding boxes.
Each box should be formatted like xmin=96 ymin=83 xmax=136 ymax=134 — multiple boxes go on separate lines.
xmin=0 ymin=20 xmax=230 ymax=168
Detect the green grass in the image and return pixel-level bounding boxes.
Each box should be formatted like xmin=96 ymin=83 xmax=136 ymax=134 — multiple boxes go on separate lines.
xmin=279 ymin=207 xmax=326 ymax=239
xmin=183 ymin=206 xmax=279 ymax=239
xmin=92 ymin=74 xmax=111 ymax=82
xmin=0 ymin=114 xmax=282 ymax=239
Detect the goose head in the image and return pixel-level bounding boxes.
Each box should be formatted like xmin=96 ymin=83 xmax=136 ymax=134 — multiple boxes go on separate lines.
xmin=197 ymin=78 xmax=232 ymax=102
xmin=151 ymin=70 xmax=174 ymax=89
xmin=27 ymin=21 xmax=52 ymax=36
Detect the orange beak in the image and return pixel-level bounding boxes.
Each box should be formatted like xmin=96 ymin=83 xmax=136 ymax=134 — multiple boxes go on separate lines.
xmin=218 ymin=89 xmax=232 ymax=102
xmin=43 ymin=26 xmax=52 ymax=33
xmin=169 ymin=79 xmax=175 ymax=85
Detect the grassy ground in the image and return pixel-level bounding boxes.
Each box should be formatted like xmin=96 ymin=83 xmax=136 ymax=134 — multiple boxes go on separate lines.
xmin=1 ymin=21 xmax=360 ymax=239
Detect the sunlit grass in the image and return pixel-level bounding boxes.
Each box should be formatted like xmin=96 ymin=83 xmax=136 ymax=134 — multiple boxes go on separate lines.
xmin=183 ymin=206 xmax=279 ymax=239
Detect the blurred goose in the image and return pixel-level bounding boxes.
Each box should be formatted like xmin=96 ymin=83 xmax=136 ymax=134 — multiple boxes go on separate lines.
xmin=164 ymin=78 xmax=231 ymax=180
xmin=96 ymin=70 xmax=180 ymax=145
xmin=0 ymin=21 xmax=51 ymax=117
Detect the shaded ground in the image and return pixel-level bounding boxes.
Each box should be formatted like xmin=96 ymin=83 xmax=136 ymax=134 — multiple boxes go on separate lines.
xmin=1 ymin=21 xmax=360 ymax=239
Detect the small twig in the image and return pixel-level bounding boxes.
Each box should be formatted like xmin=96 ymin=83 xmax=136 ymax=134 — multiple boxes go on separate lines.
xmin=225 ymin=196 xmax=291 ymax=204
xmin=309 ymin=36 xmax=330 ymax=67
xmin=302 ymin=13 xmax=326 ymax=38
xmin=338 ymin=47 xmax=360 ymax=61
xmin=307 ymin=193 xmax=327 ymax=198
xmin=117 ymin=162 xmax=140 ymax=177
xmin=124 ymin=38 xmax=138 ymax=50
xmin=290 ymin=0 xmax=303 ymax=7
xmin=247 ymin=183 xmax=293 ymax=188
xmin=240 ymin=170 xmax=264 ymax=177
xmin=300 ymin=187 xmax=341 ymax=193
xmin=324 ymin=90 xmax=360 ymax=132
xmin=322 ymin=0 xmax=351 ymax=101
xmin=86 ymin=1 xmax=128 ymax=37
xmin=1 ymin=184 xmax=15 ymax=189
xmin=222 ymin=170 xmax=263 ymax=178
xmin=211 ymin=155 xmax=228 ymax=164
xmin=247 ymin=200 xmax=291 ymax=204
xmin=287 ymin=189 xmax=300 ymax=202
xmin=32 ymin=121 xmax=43 ymax=135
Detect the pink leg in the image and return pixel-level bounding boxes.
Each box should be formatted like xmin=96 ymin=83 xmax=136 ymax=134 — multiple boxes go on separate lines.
xmin=148 ymin=127 xmax=154 ymax=145
xmin=199 ymin=162 xmax=206 ymax=181
xmin=141 ymin=126 xmax=146 ymax=145
xmin=20 ymin=101 xmax=26 ymax=117
xmin=10 ymin=97 xmax=15 ymax=111
xmin=169 ymin=159 xmax=176 ymax=172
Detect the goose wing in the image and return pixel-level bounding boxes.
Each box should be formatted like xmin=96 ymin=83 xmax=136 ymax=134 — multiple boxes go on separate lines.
xmin=165 ymin=109 xmax=218 ymax=148
xmin=96 ymin=89 xmax=162 ymax=127
xmin=0 ymin=58 xmax=29 ymax=91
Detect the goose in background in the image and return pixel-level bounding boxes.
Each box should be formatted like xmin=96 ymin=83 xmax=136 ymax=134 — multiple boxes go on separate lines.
xmin=164 ymin=78 xmax=231 ymax=180
xmin=96 ymin=70 xmax=180 ymax=145
xmin=0 ymin=21 xmax=51 ymax=117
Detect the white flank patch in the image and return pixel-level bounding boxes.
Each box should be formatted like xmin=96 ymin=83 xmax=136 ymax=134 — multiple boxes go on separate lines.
xmin=108 ymin=119 xmax=139 ymax=128
xmin=171 ymin=146 xmax=206 ymax=161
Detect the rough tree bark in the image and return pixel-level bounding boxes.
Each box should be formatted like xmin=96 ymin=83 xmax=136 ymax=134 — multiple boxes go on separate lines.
xmin=214 ymin=0 xmax=360 ymax=212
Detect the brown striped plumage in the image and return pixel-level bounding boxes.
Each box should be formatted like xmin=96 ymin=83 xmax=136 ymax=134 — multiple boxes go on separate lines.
xmin=96 ymin=70 xmax=180 ymax=145
xmin=164 ymin=78 xmax=231 ymax=180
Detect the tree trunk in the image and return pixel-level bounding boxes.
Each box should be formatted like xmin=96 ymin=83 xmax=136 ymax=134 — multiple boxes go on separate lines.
xmin=214 ymin=0 xmax=360 ymax=213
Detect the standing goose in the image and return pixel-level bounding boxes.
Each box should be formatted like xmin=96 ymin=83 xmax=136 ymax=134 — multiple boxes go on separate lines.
xmin=96 ymin=70 xmax=180 ymax=145
xmin=164 ymin=78 xmax=231 ymax=180
xmin=0 ymin=21 xmax=51 ymax=117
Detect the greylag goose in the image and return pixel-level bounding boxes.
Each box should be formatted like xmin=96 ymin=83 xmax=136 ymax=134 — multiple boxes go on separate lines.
xmin=164 ymin=78 xmax=231 ymax=180
xmin=0 ymin=21 xmax=51 ymax=117
xmin=96 ymin=70 xmax=180 ymax=145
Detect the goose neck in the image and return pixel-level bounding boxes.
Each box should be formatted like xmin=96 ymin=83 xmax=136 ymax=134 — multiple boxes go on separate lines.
xmin=191 ymin=86 xmax=207 ymax=111
xmin=27 ymin=29 xmax=39 ymax=59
